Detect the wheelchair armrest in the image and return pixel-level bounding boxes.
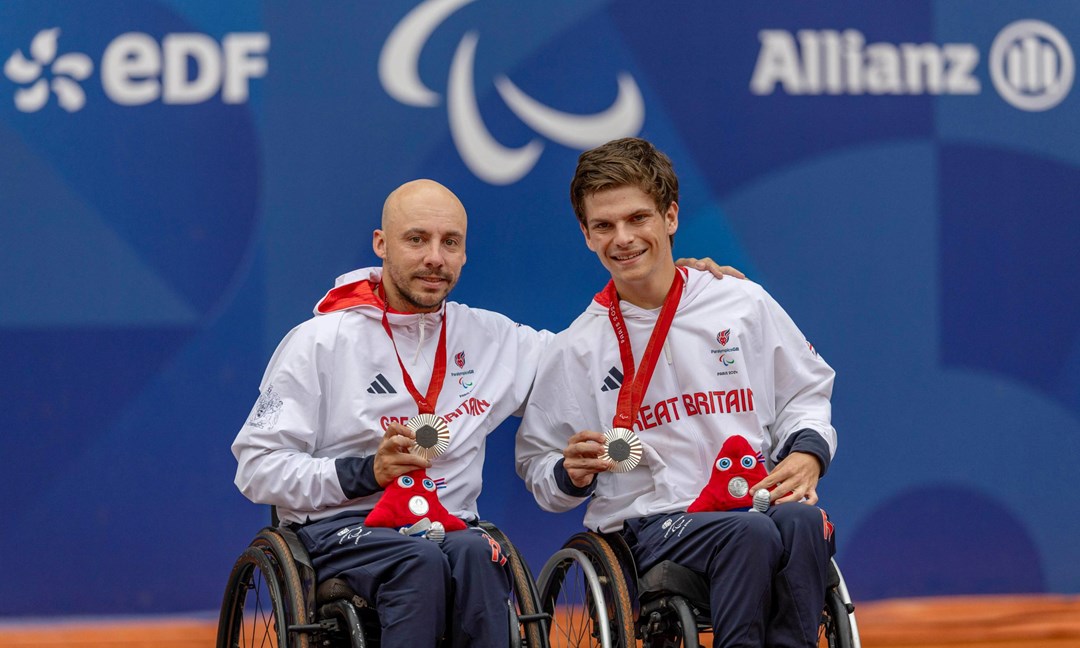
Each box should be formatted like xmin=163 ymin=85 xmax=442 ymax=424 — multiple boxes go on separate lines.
xmin=272 ymin=524 xmax=315 ymax=571
xmin=315 ymin=577 xmax=370 ymax=609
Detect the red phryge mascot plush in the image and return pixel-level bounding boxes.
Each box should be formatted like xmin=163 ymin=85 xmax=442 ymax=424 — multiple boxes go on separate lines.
xmin=688 ymin=435 xmax=769 ymax=512
xmin=364 ymin=469 xmax=467 ymax=538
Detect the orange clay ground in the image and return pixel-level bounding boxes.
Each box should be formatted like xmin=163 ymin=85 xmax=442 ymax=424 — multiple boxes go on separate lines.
xmin=1 ymin=595 xmax=1079 ymax=648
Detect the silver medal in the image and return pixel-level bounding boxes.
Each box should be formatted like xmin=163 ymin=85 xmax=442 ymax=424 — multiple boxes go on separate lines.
xmin=600 ymin=427 xmax=643 ymax=473
xmin=406 ymin=413 xmax=451 ymax=459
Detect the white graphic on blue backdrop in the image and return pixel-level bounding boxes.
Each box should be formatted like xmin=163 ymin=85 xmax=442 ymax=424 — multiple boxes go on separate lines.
xmin=4 ymin=27 xmax=268 ymax=111
xmin=379 ymin=0 xmax=644 ymax=184
xmin=4 ymin=28 xmax=92 ymax=112
xmin=750 ymin=18 xmax=1073 ymax=112
xmin=990 ymin=20 xmax=1075 ymax=111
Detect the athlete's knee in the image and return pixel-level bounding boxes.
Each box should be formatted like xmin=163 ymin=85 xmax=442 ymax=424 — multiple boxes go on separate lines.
xmin=740 ymin=510 xmax=783 ymax=544
xmin=397 ymin=536 xmax=451 ymax=577
xmin=771 ymin=503 xmax=831 ymax=538
xmin=721 ymin=513 xmax=783 ymax=566
xmin=453 ymin=530 xmax=506 ymax=565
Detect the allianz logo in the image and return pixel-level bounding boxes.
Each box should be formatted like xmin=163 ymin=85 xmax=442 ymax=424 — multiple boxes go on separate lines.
xmin=3 ymin=28 xmax=269 ymax=113
xmin=750 ymin=20 xmax=1074 ymax=112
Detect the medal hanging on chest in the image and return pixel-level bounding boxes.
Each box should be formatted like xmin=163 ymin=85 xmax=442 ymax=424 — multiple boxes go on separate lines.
xmin=602 ymin=269 xmax=685 ymax=472
xmin=380 ymin=301 xmax=452 ymax=460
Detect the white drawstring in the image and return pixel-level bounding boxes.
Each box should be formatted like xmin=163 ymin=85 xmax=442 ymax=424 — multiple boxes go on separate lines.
xmin=414 ymin=313 xmax=426 ymax=365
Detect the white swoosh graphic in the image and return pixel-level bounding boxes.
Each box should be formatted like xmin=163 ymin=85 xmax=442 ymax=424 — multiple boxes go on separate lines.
xmin=495 ymin=72 xmax=645 ymax=148
xmin=448 ymin=31 xmax=543 ymax=186
xmin=379 ymin=0 xmax=476 ymax=107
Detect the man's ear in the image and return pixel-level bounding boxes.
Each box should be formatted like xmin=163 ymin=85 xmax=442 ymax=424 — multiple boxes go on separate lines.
xmin=665 ymin=202 xmax=679 ymax=236
xmin=373 ymin=229 xmax=387 ymax=259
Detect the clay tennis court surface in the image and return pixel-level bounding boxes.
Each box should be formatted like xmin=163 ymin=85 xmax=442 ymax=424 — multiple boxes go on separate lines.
xmin=1 ymin=595 xmax=1079 ymax=647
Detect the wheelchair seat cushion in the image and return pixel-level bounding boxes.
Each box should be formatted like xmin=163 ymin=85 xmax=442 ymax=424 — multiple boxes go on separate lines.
xmin=637 ymin=560 xmax=710 ymax=609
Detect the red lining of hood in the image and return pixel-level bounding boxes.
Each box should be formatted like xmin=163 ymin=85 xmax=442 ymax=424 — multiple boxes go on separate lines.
xmin=316 ymin=279 xmax=426 ymax=315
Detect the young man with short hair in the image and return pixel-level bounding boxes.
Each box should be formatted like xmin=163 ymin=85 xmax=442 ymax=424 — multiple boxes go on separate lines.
xmin=516 ymin=138 xmax=837 ymax=648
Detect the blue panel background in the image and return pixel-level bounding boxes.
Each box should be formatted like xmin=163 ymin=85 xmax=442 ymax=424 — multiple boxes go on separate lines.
xmin=1 ymin=0 xmax=1077 ymax=616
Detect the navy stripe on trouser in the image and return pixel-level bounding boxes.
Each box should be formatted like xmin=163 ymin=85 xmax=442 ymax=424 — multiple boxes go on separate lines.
xmin=296 ymin=512 xmax=512 ymax=648
xmin=621 ymin=503 xmax=836 ymax=648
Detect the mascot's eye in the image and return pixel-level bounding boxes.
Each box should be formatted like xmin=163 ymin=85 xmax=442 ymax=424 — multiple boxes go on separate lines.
xmin=422 ymin=478 xmax=436 ymax=491
xmin=397 ymin=476 xmax=414 ymax=488
xmin=741 ymin=455 xmax=757 ymax=469
xmin=717 ymin=457 xmax=732 ymax=471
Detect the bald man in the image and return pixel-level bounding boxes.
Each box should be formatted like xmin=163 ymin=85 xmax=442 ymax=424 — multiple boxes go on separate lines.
xmin=233 ymin=179 xmax=739 ymax=647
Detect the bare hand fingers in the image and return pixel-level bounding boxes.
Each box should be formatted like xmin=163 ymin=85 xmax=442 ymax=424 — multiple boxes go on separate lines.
xmin=568 ymin=430 xmax=606 ymax=446
xmin=384 ymin=422 xmax=415 ymax=440
xmin=674 ymin=257 xmax=747 ymax=280
xmin=772 ymin=484 xmax=804 ymax=504
xmin=750 ymin=473 xmax=780 ymax=494
xmin=380 ymin=433 xmax=415 ymax=454
xmin=566 ymin=457 xmax=613 ymax=473
xmin=564 ymin=432 xmax=605 ymax=461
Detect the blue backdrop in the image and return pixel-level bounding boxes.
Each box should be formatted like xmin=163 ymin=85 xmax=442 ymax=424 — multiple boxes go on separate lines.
xmin=2 ymin=0 xmax=1078 ymax=616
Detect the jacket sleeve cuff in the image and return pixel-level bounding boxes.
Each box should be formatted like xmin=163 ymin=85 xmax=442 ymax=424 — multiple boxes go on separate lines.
xmin=335 ymin=456 xmax=382 ymax=499
xmin=776 ymin=429 xmax=831 ymax=476
xmin=554 ymin=458 xmax=598 ymax=497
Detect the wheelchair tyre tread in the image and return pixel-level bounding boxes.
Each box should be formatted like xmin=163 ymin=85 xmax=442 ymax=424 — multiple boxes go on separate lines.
xmin=821 ymin=584 xmax=853 ymax=648
xmin=253 ymin=531 xmax=313 ymax=648
xmin=217 ymin=537 xmax=311 ymax=648
xmin=481 ymin=523 xmax=548 ymax=648
xmin=563 ymin=532 xmax=635 ymax=648
xmin=217 ymin=545 xmax=294 ymax=648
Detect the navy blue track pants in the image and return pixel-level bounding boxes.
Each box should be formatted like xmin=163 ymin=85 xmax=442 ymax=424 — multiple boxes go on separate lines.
xmin=622 ymin=503 xmax=835 ymax=648
xmin=296 ymin=512 xmax=512 ymax=648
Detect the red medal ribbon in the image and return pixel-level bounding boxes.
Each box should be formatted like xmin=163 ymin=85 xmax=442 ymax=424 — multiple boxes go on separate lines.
xmin=379 ymin=288 xmax=448 ymax=415
xmin=606 ymin=269 xmax=686 ymax=429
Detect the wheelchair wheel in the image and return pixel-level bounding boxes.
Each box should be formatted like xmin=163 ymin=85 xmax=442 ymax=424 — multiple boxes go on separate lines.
xmin=218 ymin=531 xmax=312 ymax=648
xmin=819 ymin=559 xmax=860 ymax=648
xmin=537 ymin=532 xmax=635 ymax=648
xmin=638 ymin=595 xmax=704 ymax=648
xmin=481 ymin=523 xmax=550 ymax=648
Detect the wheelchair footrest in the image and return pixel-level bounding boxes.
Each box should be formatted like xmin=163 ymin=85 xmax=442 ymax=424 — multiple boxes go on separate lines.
xmin=288 ymin=619 xmax=340 ymax=633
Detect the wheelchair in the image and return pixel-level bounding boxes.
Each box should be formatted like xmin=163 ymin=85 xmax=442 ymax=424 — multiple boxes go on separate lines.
xmin=536 ymin=531 xmax=860 ymax=648
xmin=216 ymin=515 xmax=551 ymax=648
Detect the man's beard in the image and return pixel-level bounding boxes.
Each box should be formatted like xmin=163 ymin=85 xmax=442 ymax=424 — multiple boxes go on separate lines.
xmin=385 ymin=266 xmax=455 ymax=311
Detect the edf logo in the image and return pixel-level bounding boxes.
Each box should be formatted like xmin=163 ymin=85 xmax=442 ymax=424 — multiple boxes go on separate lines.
xmin=4 ymin=28 xmax=269 ymax=112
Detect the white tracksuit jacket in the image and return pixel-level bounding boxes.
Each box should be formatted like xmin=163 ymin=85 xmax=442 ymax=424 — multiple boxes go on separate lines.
xmin=515 ymin=268 xmax=836 ymax=532
xmin=233 ymin=267 xmax=550 ymax=525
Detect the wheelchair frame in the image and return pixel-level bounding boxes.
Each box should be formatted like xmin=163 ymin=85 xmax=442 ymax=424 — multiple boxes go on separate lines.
xmin=217 ymin=521 xmax=550 ymax=648
xmin=536 ymin=531 xmax=860 ymax=648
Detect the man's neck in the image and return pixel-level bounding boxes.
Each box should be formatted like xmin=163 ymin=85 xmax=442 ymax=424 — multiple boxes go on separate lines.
xmin=613 ymin=263 xmax=677 ymax=310
xmin=380 ymin=284 xmax=440 ymax=314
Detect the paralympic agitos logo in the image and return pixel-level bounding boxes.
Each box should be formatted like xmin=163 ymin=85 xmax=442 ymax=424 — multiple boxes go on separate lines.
xmin=378 ymin=0 xmax=645 ymax=186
